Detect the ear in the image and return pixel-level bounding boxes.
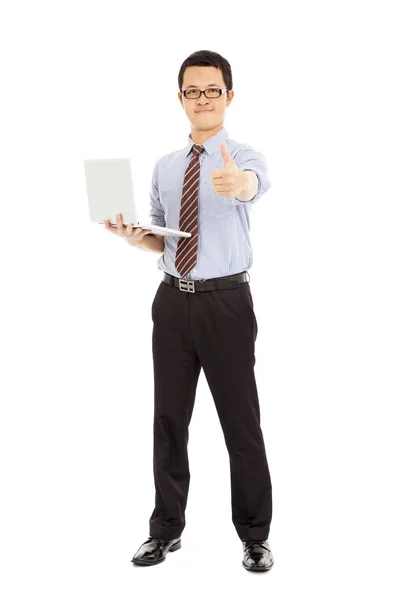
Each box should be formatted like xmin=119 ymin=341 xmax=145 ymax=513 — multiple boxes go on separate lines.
xmin=226 ymin=89 xmax=234 ymax=106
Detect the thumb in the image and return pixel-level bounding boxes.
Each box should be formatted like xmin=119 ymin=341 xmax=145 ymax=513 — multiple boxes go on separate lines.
xmin=220 ymin=142 xmax=234 ymax=167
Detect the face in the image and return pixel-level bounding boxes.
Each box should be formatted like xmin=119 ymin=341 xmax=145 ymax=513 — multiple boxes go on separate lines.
xmin=178 ymin=66 xmax=234 ymax=134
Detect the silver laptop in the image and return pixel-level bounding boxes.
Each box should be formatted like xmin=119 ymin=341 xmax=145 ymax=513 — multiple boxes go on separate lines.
xmin=84 ymin=158 xmax=191 ymax=238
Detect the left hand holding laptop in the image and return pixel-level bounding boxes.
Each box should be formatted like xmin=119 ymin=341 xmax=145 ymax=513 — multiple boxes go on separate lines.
xmin=104 ymin=212 xmax=153 ymax=245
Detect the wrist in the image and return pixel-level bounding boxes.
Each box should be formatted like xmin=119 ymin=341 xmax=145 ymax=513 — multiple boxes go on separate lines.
xmin=239 ymin=170 xmax=251 ymax=193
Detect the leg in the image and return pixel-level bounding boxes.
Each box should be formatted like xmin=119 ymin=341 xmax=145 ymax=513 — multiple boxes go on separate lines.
xmin=191 ymin=281 xmax=272 ymax=541
xmin=149 ymin=281 xmax=201 ymax=541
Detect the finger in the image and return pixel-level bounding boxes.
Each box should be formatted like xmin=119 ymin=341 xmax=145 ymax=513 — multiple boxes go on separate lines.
xmin=124 ymin=225 xmax=139 ymax=237
xmin=220 ymin=142 xmax=229 ymax=160
xmin=215 ymin=188 xmax=233 ymax=196
xmin=213 ymin=180 xmax=232 ymax=192
xmin=116 ymin=213 xmax=124 ymax=234
xmin=104 ymin=219 xmax=118 ymax=234
xmin=220 ymin=142 xmax=234 ymax=166
xmin=211 ymin=168 xmax=224 ymax=178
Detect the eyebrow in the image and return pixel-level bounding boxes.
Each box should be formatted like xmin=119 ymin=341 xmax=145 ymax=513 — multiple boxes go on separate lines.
xmin=185 ymin=83 xmax=221 ymax=88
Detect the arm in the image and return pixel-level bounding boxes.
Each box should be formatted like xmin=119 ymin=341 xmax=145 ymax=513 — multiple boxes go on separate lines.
xmin=126 ymin=159 xmax=166 ymax=253
xmin=126 ymin=232 xmax=164 ymax=253
xmin=233 ymin=145 xmax=272 ymax=205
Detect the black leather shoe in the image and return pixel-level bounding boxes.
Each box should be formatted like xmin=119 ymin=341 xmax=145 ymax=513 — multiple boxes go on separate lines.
xmin=131 ymin=536 xmax=181 ymax=566
xmin=242 ymin=539 xmax=274 ymax=572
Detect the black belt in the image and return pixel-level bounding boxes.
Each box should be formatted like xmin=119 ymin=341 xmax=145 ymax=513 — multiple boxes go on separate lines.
xmin=162 ymin=271 xmax=250 ymax=293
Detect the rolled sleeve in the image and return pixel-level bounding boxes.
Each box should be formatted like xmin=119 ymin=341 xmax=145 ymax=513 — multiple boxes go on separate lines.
xmin=148 ymin=159 xmax=166 ymax=227
xmin=224 ymin=144 xmax=272 ymax=206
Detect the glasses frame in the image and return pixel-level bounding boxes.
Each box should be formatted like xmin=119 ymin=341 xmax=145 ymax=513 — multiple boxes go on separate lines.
xmin=181 ymin=87 xmax=228 ymax=99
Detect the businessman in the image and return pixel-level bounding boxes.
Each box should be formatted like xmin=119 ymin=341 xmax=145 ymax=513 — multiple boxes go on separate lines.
xmin=105 ymin=50 xmax=273 ymax=572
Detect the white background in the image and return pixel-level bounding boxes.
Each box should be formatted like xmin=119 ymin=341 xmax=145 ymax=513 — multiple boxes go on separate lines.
xmin=1 ymin=0 xmax=399 ymax=598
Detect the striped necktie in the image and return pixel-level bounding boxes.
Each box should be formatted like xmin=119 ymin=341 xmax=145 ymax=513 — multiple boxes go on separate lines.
xmin=174 ymin=143 xmax=204 ymax=278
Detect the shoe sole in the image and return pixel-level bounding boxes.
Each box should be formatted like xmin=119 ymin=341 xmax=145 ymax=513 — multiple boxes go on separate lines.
xmin=131 ymin=539 xmax=181 ymax=566
xmin=242 ymin=559 xmax=274 ymax=572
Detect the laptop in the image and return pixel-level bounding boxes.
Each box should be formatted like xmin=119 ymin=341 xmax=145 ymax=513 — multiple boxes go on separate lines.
xmin=84 ymin=158 xmax=191 ymax=238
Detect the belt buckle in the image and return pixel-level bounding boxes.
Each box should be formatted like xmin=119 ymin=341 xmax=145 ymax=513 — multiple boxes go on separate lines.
xmin=178 ymin=279 xmax=195 ymax=293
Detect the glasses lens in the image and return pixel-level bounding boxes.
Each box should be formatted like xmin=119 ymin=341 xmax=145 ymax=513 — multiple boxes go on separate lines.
xmin=185 ymin=89 xmax=200 ymax=98
xmin=205 ymin=88 xmax=221 ymax=98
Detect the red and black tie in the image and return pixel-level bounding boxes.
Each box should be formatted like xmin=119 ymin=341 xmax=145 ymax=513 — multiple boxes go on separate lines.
xmin=174 ymin=144 xmax=204 ymax=278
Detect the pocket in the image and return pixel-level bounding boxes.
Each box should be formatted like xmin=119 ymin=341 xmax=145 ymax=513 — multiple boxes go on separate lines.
xmin=151 ymin=282 xmax=164 ymax=319
xmin=239 ymin=282 xmax=254 ymax=309
xmin=239 ymin=283 xmax=258 ymax=342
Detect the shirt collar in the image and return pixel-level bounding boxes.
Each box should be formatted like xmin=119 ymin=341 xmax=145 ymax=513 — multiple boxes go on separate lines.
xmin=183 ymin=126 xmax=229 ymax=157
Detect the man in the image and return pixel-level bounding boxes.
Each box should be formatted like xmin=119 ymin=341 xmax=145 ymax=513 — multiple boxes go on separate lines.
xmin=105 ymin=50 xmax=273 ymax=572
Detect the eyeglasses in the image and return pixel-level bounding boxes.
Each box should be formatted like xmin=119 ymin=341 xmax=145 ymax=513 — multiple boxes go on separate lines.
xmin=182 ymin=87 xmax=228 ymax=99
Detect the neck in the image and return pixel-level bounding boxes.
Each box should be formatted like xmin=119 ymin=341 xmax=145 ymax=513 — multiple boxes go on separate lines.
xmin=189 ymin=123 xmax=224 ymax=145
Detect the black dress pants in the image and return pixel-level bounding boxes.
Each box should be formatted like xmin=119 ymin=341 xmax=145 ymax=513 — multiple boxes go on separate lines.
xmin=148 ymin=271 xmax=272 ymax=542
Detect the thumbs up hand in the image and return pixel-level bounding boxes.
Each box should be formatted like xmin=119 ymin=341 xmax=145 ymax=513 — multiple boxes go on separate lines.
xmin=210 ymin=142 xmax=249 ymax=198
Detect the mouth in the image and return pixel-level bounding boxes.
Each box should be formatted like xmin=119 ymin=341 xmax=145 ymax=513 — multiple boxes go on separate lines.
xmin=195 ymin=109 xmax=214 ymax=114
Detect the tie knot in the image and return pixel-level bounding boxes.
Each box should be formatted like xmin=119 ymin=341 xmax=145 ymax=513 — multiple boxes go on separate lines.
xmin=192 ymin=144 xmax=204 ymax=157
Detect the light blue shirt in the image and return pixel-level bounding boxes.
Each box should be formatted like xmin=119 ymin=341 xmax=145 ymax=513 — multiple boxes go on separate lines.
xmin=148 ymin=126 xmax=272 ymax=280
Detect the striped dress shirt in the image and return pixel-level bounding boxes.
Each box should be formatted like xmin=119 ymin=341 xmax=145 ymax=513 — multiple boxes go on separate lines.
xmin=148 ymin=126 xmax=272 ymax=281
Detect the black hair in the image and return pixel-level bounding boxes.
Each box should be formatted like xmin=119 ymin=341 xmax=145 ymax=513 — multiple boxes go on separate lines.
xmin=178 ymin=50 xmax=233 ymax=92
